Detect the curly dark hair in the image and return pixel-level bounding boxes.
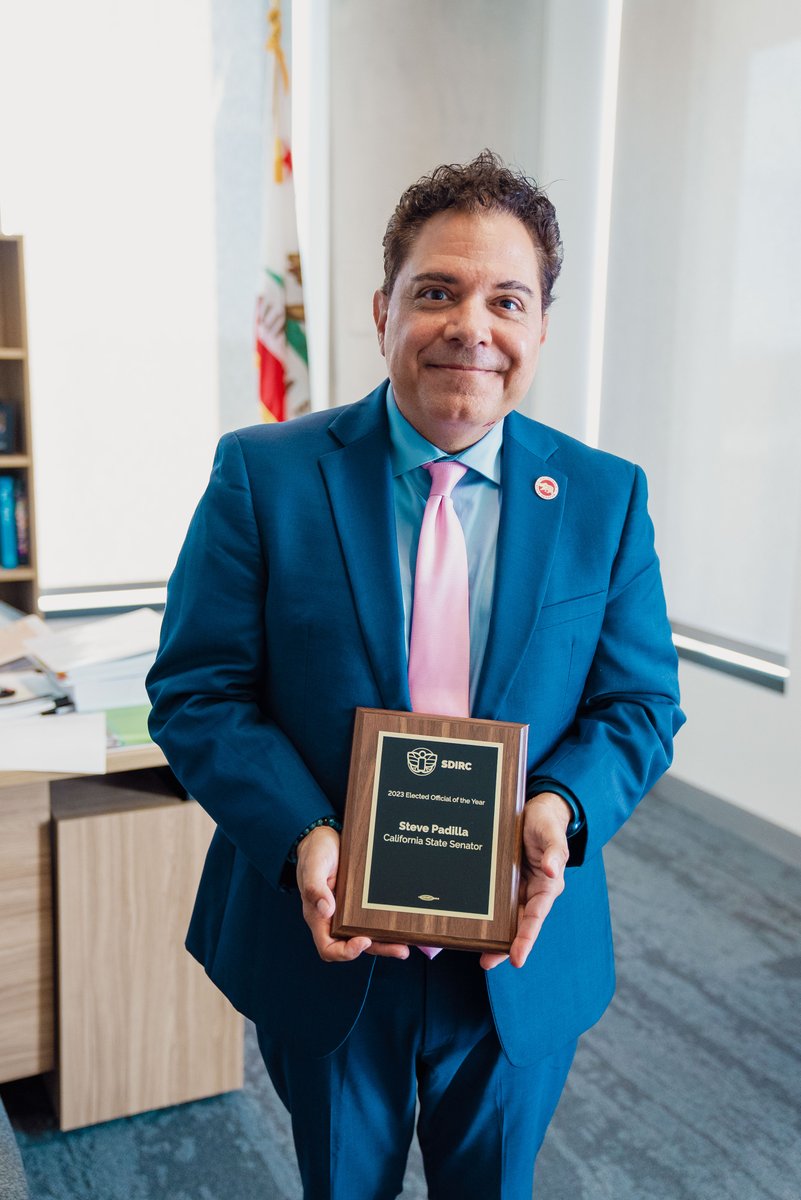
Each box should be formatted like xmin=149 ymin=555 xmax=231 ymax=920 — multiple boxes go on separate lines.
xmin=381 ymin=150 xmax=563 ymax=311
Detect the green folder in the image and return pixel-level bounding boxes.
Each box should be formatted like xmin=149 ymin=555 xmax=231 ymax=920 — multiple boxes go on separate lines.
xmin=106 ymin=704 xmax=152 ymax=747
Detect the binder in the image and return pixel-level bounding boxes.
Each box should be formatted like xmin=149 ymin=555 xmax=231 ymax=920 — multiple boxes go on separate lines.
xmin=0 ymin=476 xmax=19 ymax=569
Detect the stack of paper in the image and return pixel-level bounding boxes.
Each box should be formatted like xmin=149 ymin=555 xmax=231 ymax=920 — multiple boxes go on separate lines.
xmin=24 ymin=608 xmax=161 ymax=714
xmin=0 ymin=668 xmax=60 ymax=720
xmin=0 ymin=608 xmax=161 ymax=772
xmin=0 ymin=612 xmax=48 ymax=669
xmin=0 ymin=712 xmax=107 ymax=774
xmin=0 ymin=614 xmax=67 ymax=725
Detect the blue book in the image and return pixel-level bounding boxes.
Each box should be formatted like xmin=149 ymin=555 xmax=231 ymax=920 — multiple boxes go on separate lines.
xmin=0 ymin=476 xmax=19 ymax=569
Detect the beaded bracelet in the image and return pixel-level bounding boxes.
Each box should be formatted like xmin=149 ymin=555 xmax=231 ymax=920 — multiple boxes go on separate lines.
xmin=287 ymin=816 xmax=344 ymax=864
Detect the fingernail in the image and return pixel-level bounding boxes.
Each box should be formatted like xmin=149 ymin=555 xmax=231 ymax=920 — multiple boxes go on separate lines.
xmin=317 ymin=898 xmax=330 ymax=915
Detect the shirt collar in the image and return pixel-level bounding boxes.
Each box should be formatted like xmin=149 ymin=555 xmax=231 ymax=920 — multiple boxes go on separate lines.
xmin=385 ymin=384 xmax=503 ymax=484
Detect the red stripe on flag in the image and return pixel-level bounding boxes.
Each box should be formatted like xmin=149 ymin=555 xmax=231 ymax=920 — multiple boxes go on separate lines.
xmin=257 ymin=338 xmax=286 ymax=423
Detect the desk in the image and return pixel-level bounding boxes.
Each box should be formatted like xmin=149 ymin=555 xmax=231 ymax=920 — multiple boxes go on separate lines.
xmin=0 ymin=744 xmax=243 ymax=1130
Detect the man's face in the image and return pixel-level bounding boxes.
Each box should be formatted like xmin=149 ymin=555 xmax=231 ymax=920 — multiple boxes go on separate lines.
xmin=373 ymin=208 xmax=548 ymax=452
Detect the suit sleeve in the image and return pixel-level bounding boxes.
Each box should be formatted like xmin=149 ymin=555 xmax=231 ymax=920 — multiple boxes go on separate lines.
xmin=146 ymin=431 xmax=337 ymax=888
xmin=529 ymin=464 xmax=685 ymax=866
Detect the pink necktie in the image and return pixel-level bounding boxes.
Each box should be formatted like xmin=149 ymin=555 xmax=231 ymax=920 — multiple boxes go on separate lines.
xmin=408 ymin=460 xmax=470 ymax=959
xmin=408 ymin=461 xmax=470 ymax=718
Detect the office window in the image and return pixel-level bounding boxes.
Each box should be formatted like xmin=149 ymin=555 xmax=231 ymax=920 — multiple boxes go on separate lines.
xmin=600 ymin=0 xmax=801 ymax=661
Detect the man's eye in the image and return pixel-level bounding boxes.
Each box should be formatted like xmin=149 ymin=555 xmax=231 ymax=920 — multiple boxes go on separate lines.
xmin=420 ymin=287 xmax=449 ymax=301
xmin=497 ymin=297 xmax=523 ymax=311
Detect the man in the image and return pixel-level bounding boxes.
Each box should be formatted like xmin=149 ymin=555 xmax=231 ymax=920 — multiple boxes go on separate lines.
xmin=147 ymin=151 xmax=684 ymax=1199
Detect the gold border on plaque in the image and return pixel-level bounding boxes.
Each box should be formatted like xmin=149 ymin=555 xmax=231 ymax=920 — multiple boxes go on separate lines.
xmin=361 ymin=731 xmax=504 ymax=921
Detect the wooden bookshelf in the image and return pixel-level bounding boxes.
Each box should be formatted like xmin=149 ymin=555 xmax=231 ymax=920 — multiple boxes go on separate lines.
xmin=0 ymin=234 xmax=38 ymax=613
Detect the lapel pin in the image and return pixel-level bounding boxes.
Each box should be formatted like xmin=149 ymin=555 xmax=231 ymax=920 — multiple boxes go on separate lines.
xmin=534 ymin=476 xmax=559 ymax=500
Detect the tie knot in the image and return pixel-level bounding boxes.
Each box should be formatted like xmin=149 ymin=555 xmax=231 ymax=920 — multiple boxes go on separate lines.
xmin=425 ymin=459 xmax=467 ymax=498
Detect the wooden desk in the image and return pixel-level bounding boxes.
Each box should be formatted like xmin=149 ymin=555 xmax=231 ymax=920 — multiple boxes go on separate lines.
xmin=0 ymin=745 xmax=243 ymax=1130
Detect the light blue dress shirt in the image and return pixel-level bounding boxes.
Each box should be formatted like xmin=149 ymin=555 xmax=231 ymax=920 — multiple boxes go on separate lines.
xmin=385 ymin=386 xmax=502 ymax=712
xmin=385 ymin=387 xmax=584 ymax=837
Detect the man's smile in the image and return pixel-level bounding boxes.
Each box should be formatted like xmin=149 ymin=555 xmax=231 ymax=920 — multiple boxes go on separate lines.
xmin=425 ymin=363 xmax=502 ymax=372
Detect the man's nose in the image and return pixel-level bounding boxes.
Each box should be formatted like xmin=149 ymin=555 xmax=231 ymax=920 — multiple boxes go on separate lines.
xmin=443 ymin=298 xmax=492 ymax=346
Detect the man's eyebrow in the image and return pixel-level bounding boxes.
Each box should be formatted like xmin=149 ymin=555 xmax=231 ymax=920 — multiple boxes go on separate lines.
xmin=495 ymin=280 xmax=535 ymax=297
xmin=410 ymin=272 xmax=535 ymax=297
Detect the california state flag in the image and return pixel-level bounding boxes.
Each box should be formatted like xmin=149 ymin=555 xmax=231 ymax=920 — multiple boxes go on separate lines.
xmin=256 ymin=1 xmax=310 ymax=423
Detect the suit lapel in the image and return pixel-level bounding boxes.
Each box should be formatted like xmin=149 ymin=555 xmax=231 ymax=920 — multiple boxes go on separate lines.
xmin=318 ymin=394 xmax=567 ymax=719
xmin=474 ymin=412 xmax=567 ymax=718
xmin=319 ymin=387 xmax=411 ymax=712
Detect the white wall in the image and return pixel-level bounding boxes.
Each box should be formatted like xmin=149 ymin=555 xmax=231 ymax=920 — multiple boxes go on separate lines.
xmin=675 ymin=477 xmax=801 ymax=836
xmin=329 ymin=0 xmax=545 ymax=407
xmin=601 ymin=0 xmax=801 ymax=655
xmin=534 ymin=0 xmax=620 ymax=441
xmin=600 ymin=0 xmax=801 ymax=835
xmin=212 ymin=0 xmax=266 ymax=434
xmin=292 ymin=0 xmax=331 ymax=412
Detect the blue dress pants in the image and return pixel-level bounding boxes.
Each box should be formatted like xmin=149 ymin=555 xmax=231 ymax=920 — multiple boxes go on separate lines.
xmin=257 ymin=949 xmax=577 ymax=1200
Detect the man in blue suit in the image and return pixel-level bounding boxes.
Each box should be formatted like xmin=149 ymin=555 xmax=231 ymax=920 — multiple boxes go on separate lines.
xmin=147 ymin=152 xmax=684 ymax=1199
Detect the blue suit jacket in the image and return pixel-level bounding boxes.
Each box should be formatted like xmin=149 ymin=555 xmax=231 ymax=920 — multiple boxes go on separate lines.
xmin=146 ymin=383 xmax=684 ymax=1067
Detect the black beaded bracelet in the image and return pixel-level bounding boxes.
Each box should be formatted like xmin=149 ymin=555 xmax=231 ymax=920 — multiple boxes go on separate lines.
xmin=287 ymin=816 xmax=344 ymax=864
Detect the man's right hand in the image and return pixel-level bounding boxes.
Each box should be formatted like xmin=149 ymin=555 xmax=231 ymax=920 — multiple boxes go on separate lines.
xmin=296 ymin=825 xmax=409 ymax=962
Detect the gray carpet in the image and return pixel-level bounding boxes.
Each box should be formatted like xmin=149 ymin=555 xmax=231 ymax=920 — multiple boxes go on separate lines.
xmin=4 ymin=786 xmax=801 ymax=1199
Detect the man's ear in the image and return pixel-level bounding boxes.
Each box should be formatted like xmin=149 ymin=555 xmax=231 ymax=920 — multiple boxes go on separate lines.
xmin=373 ymin=289 xmax=388 ymax=355
xmin=540 ymin=312 xmax=549 ymax=346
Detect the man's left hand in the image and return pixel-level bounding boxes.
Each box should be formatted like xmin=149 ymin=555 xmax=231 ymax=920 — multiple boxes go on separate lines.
xmin=480 ymin=791 xmax=571 ymax=972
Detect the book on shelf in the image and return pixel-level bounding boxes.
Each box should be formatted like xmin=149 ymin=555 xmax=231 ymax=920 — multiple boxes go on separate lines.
xmin=14 ymin=479 xmax=30 ymax=562
xmin=0 ymin=475 xmax=17 ymax=569
xmin=0 ymin=474 xmax=30 ymax=568
xmin=0 ymin=402 xmax=15 ymax=453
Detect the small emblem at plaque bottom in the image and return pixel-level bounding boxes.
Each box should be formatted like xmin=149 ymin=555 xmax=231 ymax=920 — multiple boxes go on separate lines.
xmin=418 ymin=894 xmax=439 ymax=902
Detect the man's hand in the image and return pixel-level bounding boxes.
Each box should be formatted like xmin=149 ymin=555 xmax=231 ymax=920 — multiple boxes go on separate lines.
xmin=480 ymin=791 xmax=571 ymax=972
xmin=296 ymin=825 xmax=409 ymax=962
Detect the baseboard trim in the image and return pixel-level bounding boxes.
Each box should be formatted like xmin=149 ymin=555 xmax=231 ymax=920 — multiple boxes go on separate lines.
xmin=653 ymin=775 xmax=801 ymax=869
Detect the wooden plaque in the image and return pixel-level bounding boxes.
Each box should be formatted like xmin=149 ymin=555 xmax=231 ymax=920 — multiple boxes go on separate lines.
xmin=332 ymin=708 xmax=528 ymax=953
